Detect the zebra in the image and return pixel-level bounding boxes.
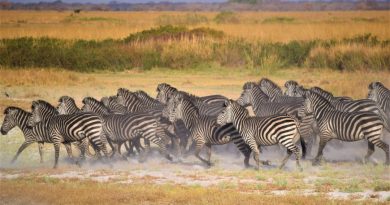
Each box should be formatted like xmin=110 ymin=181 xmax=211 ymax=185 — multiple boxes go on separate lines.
xmin=28 ymin=100 xmax=109 ymax=168
xmin=311 ymin=86 xmax=390 ymax=130
xmin=156 ymin=83 xmax=227 ymax=106
xmin=303 ymin=91 xmax=389 ymax=165
xmin=117 ymin=88 xmax=183 ymax=157
xmin=1 ymin=106 xmax=75 ymax=163
xmin=134 ymin=90 xmax=165 ymax=108
xmin=81 ymin=97 xmax=172 ymax=162
xmin=57 ymin=96 xmax=80 ymax=115
xmin=258 ymin=78 xmax=303 ymax=104
xmin=166 ymin=94 xmax=253 ymax=167
xmin=368 ymin=82 xmax=390 ymax=119
xmin=101 ymin=96 xmax=128 ymax=114
xmin=237 ymin=82 xmax=310 ymax=157
xmin=217 ymin=100 xmax=302 ymax=170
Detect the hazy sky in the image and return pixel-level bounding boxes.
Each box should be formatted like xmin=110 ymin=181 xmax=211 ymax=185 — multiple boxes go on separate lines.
xmin=9 ymin=0 xmax=362 ymax=3
xmin=10 ymin=0 xmax=228 ymax=3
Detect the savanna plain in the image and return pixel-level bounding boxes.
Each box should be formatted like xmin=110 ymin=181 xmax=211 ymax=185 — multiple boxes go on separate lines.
xmin=0 ymin=10 xmax=390 ymax=204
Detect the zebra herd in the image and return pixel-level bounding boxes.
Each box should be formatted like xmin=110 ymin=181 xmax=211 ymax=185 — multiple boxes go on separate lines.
xmin=1 ymin=79 xmax=389 ymax=170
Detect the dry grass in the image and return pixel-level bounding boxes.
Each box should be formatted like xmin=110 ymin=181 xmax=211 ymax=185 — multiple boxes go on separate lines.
xmin=0 ymin=10 xmax=389 ymax=42
xmin=0 ymin=178 xmax=382 ymax=205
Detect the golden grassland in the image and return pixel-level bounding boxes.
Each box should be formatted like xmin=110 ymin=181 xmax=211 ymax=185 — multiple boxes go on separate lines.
xmin=0 ymin=10 xmax=389 ymax=42
xmin=1 ymin=67 xmax=389 ymax=113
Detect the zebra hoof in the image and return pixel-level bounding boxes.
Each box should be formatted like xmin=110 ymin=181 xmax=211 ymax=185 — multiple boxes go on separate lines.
xmin=166 ymin=154 xmax=173 ymax=161
xmin=261 ymin=160 xmax=271 ymax=166
xmin=312 ymin=160 xmax=321 ymax=166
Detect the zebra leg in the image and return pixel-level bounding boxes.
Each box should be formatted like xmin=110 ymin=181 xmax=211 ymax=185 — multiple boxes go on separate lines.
xmin=63 ymin=143 xmax=74 ymax=162
xmin=363 ymin=141 xmax=375 ymax=164
xmin=117 ymin=142 xmax=128 ymax=161
xmin=245 ymin=138 xmax=260 ymax=170
xmin=194 ymin=141 xmax=210 ymax=166
xmin=313 ymin=137 xmax=330 ymax=166
xmin=231 ymin=136 xmax=252 ymax=168
xmin=369 ymin=138 xmax=389 ymax=165
xmin=172 ymin=136 xmax=182 ymax=160
xmin=206 ymin=144 xmax=212 ymax=166
xmin=53 ymin=142 xmax=61 ymax=169
xmin=279 ymin=150 xmax=292 ymax=170
xmin=139 ymin=138 xmax=151 ymax=163
xmin=11 ymin=141 xmax=34 ymax=164
xmin=76 ymin=138 xmax=88 ymax=167
xmin=38 ymin=142 xmax=44 ymax=163
xmin=185 ymin=138 xmax=193 ymax=156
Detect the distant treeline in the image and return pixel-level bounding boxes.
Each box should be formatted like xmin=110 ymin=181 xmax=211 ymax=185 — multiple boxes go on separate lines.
xmin=0 ymin=1 xmax=389 ymax=11
xmin=0 ymin=26 xmax=389 ymax=72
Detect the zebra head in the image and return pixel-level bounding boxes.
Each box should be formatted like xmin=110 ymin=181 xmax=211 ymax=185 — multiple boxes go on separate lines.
xmin=293 ymin=86 xmax=308 ymax=97
xmin=1 ymin=107 xmax=22 ymax=135
xmin=103 ymin=96 xmax=127 ymax=114
xmin=81 ymin=97 xmax=110 ymax=115
xmin=100 ymin=97 xmax=109 ymax=107
xmin=156 ymin=83 xmax=178 ymax=104
xmin=258 ymin=78 xmax=283 ymax=99
xmin=284 ymin=80 xmax=299 ymax=96
xmin=237 ymin=82 xmax=256 ymax=107
xmin=165 ymin=97 xmax=178 ymax=123
xmin=28 ymin=100 xmax=58 ymax=127
xmin=57 ymin=96 xmax=77 ymax=115
xmin=217 ymin=100 xmax=235 ymax=126
xmin=302 ymin=91 xmax=314 ymax=115
xmin=116 ymin=88 xmax=138 ymax=108
xmin=367 ymin=82 xmax=383 ymax=101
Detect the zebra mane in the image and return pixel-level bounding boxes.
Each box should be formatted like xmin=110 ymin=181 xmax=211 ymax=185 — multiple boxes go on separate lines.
xmin=135 ymin=90 xmax=159 ymax=103
xmin=58 ymin=96 xmax=74 ymax=103
xmin=368 ymin=82 xmax=386 ymax=90
xmin=83 ymin=97 xmax=111 ymax=113
xmin=83 ymin=97 xmax=105 ymax=108
xmin=306 ymin=91 xmax=335 ymax=109
xmin=310 ymin=87 xmax=334 ymax=99
xmin=178 ymin=96 xmax=200 ymax=116
xmin=157 ymin=83 xmax=177 ymax=93
xmin=259 ymin=78 xmax=283 ymax=95
xmin=33 ymin=100 xmax=59 ymax=115
xmin=4 ymin=106 xmax=30 ymax=116
xmin=243 ymin=82 xmax=257 ymax=90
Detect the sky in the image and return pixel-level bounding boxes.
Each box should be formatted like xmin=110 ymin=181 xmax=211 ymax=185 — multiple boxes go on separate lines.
xmin=10 ymin=0 xmax=228 ymax=3
xmin=10 ymin=0 xmax=352 ymax=3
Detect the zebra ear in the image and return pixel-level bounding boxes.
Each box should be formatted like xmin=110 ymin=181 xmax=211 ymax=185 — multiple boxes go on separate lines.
xmin=31 ymin=101 xmax=38 ymax=110
xmin=302 ymin=91 xmax=310 ymax=98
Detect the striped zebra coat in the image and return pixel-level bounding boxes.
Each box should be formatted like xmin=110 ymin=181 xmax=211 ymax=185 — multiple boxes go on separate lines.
xmin=1 ymin=106 xmax=75 ymax=163
xmin=303 ymin=91 xmax=389 ymax=165
xmin=166 ymin=95 xmax=252 ymax=167
xmin=81 ymin=97 xmax=172 ymax=162
xmin=217 ymin=100 xmax=302 ymax=170
xmin=28 ymin=100 xmax=109 ymax=168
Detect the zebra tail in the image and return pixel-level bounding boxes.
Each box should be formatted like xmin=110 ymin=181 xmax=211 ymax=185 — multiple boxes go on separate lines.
xmin=300 ymin=138 xmax=307 ymax=159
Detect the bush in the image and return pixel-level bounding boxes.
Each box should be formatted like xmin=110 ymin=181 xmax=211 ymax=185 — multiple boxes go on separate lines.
xmin=0 ymin=32 xmax=388 ymax=72
xmin=214 ymin=11 xmax=240 ymax=24
xmin=262 ymin=17 xmax=295 ymax=24
xmin=124 ymin=25 xmax=224 ymax=43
